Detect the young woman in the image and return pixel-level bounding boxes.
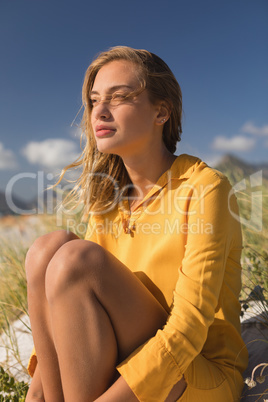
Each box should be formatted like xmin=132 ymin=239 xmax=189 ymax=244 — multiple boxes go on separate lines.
xmin=25 ymin=46 xmax=248 ymax=402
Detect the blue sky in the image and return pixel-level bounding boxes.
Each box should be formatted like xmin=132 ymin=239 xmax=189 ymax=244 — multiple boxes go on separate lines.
xmin=0 ymin=0 xmax=267 ymax=201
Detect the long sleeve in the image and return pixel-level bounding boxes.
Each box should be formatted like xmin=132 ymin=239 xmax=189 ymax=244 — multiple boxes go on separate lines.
xmin=117 ymin=172 xmax=241 ymax=401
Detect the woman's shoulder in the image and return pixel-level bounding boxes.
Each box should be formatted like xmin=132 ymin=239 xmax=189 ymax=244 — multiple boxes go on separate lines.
xmin=173 ymin=153 xmax=230 ymax=187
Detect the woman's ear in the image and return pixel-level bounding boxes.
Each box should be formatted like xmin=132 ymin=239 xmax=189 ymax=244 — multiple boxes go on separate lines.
xmin=155 ymin=101 xmax=170 ymax=125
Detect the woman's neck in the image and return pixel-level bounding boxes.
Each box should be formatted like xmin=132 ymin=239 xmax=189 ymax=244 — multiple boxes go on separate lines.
xmin=122 ymin=149 xmax=177 ymax=210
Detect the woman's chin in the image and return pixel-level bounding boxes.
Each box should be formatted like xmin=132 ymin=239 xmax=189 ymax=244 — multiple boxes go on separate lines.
xmin=97 ymin=146 xmax=115 ymax=155
xmin=96 ymin=142 xmax=123 ymax=157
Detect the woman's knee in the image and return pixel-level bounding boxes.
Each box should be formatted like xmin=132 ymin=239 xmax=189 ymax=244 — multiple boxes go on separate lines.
xmin=25 ymin=230 xmax=78 ymax=290
xmin=45 ymin=240 xmax=105 ymax=303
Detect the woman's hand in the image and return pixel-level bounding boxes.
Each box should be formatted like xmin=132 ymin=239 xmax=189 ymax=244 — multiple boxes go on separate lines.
xmin=25 ymin=365 xmax=45 ymax=402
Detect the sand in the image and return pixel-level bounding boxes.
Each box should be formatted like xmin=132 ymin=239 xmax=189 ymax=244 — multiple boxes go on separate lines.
xmin=0 ymin=315 xmax=33 ymax=382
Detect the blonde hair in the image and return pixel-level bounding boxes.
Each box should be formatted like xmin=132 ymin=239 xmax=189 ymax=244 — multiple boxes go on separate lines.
xmin=58 ymin=46 xmax=183 ymax=216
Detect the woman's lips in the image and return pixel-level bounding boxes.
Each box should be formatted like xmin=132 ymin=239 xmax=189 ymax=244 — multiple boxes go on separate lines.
xmin=95 ymin=126 xmax=116 ymax=137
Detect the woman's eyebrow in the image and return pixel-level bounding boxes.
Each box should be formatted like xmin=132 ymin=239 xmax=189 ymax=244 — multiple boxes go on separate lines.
xmin=90 ymin=85 xmax=134 ymax=95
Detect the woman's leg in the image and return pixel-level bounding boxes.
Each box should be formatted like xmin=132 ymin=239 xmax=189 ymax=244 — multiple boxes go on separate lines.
xmin=44 ymin=238 xmax=171 ymax=401
xmin=27 ymin=233 xmax=186 ymax=401
xmin=25 ymin=230 xmax=79 ymax=402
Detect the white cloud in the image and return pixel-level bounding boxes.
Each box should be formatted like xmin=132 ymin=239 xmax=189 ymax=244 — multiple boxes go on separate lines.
xmin=212 ymin=135 xmax=255 ymax=152
xmin=70 ymin=124 xmax=83 ymax=139
xmin=241 ymin=121 xmax=268 ymax=136
xmin=0 ymin=142 xmax=18 ymax=170
xmin=21 ymin=139 xmax=80 ymax=169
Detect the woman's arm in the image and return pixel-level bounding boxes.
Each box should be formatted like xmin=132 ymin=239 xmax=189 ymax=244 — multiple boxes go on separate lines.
xmin=94 ymin=376 xmax=137 ymax=402
xmin=117 ymin=173 xmax=241 ymax=400
xmin=94 ymin=374 xmax=186 ymax=402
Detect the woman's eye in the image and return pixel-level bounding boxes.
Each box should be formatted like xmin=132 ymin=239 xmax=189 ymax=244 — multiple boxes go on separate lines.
xmin=110 ymin=93 xmax=129 ymax=106
xmin=89 ymin=93 xmax=129 ymax=107
xmin=112 ymin=93 xmax=126 ymax=100
xmin=90 ymin=98 xmax=98 ymax=105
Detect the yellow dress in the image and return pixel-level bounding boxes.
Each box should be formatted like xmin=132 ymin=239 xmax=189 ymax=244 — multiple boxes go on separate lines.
xmin=28 ymin=154 xmax=248 ymax=401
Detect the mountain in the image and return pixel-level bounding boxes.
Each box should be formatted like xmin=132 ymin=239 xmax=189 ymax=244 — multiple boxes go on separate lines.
xmin=214 ymin=154 xmax=268 ymax=184
xmin=0 ymin=191 xmax=34 ymax=217
xmin=0 ymin=189 xmax=59 ymax=217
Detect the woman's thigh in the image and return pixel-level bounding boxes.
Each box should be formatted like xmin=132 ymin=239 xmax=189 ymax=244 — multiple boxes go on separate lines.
xmin=45 ymin=238 xmax=169 ymax=362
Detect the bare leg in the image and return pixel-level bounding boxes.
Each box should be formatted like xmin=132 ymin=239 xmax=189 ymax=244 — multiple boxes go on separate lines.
xmin=26 ymin=233 xmax=186 ymax=401
xmin=25 ymin=230 xmax=79 ymax=401
xmin=45 ymin=239 xmax=170 ymax=401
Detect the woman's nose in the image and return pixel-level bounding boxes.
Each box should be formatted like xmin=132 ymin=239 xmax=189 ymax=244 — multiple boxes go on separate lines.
xmin=92 ymin=102 xmax=112 ymax=120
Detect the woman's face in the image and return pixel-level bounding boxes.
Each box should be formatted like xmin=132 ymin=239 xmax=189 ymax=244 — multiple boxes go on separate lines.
xmin=90 ymin=60 xmax=164 ymax=159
